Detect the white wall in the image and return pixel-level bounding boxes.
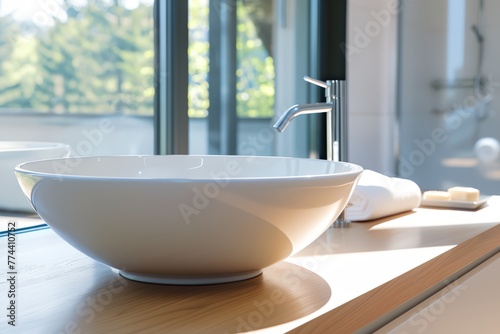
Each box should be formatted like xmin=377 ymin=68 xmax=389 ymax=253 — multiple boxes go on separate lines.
xmin=346 ymin=0 xmax=398 ymax=175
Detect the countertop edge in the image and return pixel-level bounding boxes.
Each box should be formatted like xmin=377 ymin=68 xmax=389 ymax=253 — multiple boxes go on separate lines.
xmin=288 ymin=223 xmax=500 ymax=333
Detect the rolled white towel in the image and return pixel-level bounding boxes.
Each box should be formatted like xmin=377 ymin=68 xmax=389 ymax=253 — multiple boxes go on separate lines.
xmin=346 ymin=170 xmax=421 ymax=221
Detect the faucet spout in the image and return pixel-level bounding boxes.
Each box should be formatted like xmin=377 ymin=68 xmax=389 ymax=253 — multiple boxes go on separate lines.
xmin=273 ymin=103 xmax=332 ymax=132
xmin=273 ymin=76 xmax=349 ymax=228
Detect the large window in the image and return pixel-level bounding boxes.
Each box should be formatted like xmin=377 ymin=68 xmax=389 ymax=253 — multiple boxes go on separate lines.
xmin=0 ymin=0 xmax=314 ymax=156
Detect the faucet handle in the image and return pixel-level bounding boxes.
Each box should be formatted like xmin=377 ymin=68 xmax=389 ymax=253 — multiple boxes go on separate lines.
xmin=304 ymin=76 xmax=328 ymax=88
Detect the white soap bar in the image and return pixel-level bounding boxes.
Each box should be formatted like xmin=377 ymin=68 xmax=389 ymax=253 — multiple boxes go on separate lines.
xmin=423 ymin=190 xmax=451 ymax=201
xmin=447 ymin=187 xmax=480 ymax=202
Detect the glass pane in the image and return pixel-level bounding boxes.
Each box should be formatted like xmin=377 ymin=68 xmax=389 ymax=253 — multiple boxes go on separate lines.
xmin=0 ymin=0 xmax=155 ymax=214
xmin=188 ymin=0 xmax=210 ymax=119
xmin=188 ymin=0 xmax=209 ymax=153
xmin=188 ymin=0 xmax=276 ymax=155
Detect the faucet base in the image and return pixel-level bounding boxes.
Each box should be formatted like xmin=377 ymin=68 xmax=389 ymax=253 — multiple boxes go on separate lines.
xmin=331 ymin=220 xmax=351 ymax=228
xmin=330 ymin=209 xmax=351 ymax=228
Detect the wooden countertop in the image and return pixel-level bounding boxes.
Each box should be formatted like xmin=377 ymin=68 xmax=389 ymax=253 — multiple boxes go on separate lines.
xmin=1 ymin=197 xmax=499 ymax=333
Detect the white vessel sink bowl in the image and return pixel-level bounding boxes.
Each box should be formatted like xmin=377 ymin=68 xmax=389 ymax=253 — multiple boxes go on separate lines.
xmin=15 ymin=155 xmax=362 ymax=284
xmin=0 ymin=141 xmax=70 ymax=212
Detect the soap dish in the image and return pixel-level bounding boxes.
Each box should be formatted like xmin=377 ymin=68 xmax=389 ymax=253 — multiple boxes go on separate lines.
xmin=420 ymin=196 xmax=490 ymax=210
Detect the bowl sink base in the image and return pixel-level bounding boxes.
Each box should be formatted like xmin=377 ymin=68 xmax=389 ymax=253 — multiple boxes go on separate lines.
xmin=119 ymin=269 xmax=263 ymax=285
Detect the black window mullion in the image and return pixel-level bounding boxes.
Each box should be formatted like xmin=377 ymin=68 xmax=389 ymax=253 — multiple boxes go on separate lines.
xmin=154 ymin=0 xmax=189 ymax=155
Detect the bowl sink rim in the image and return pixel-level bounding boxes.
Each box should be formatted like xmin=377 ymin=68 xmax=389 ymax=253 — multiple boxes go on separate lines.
xmin=15 ymin=154 xmax=363 ymax=182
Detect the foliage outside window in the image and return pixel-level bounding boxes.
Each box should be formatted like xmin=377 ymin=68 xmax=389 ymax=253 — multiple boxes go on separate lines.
xmin=188 ymin=0 xmax=210 ymax=118
xmin=237 ymin=0 xmax=274 ymax=118
xmin=188 ymin=0 xmax=275 ymax=118
xmin=0 ymin=0 xmax=154 ymax=115
xmin=0 ymin=0 xmax=274 ymax=118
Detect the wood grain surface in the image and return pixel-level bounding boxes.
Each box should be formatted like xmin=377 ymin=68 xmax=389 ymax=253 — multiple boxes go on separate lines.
xmin=1 ymin=229 xmax=331 ymax=334
xmin=289 ymin=224 xmax=500 ymax=333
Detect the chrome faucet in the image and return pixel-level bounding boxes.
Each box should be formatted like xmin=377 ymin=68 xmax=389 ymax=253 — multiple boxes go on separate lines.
xmin=273 ymin=76 xmax=349 ymax=226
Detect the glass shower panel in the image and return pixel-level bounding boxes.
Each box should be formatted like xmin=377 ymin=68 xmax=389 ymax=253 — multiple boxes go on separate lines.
xmin=398 ymin=0 xmax=499 ymax=194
